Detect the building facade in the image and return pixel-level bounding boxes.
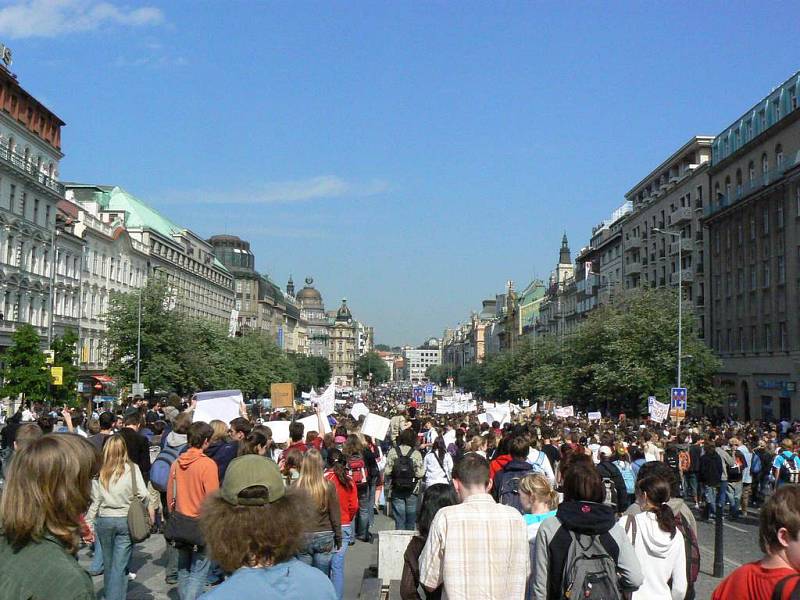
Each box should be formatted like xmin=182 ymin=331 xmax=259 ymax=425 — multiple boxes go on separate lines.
xmin=704 ymin=70 xmax=800 ymax=421
xmin=66 ymin=185 xmax=235 ymax=327
xmin=403 ymin=342 xmax=441 ymax=383
xmin=621 ymin=136 xmax=713 ymax=337
xmin=0 ymin=65 xmax=66 ymax=352
xmin=293 ymin=277 xmax=330 ymax=359
xmin=330 ymin=299 xmax=357 ymax=387
xmin=536 ymin=234 xmax=576 ymax=337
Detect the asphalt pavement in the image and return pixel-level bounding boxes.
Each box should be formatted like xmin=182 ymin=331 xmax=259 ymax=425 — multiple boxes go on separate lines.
xmin=78 ymin=507 xmax=761 ymax=599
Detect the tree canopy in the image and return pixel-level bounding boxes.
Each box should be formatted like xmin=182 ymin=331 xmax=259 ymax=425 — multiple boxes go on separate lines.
xmin=356 ymin=351 xmax=391 ymax=385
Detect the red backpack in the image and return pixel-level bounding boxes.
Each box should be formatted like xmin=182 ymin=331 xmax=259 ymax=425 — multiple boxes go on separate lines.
xmin=675 ymin=512 xmax=700 ymax=596
xmin=347 ymin=454 xmax=368 ymax=487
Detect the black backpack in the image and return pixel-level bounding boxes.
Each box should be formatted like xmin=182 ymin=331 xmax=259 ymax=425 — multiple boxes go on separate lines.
xmin=498 ymin=475 xmax=525 ymax=514
xmin=699 ymin=452 xmax=722 ymax=486
xmin=392 ymin=445 xmax=417 ymax=494
xmin=665 ymin=447 xmax=681 ymax=472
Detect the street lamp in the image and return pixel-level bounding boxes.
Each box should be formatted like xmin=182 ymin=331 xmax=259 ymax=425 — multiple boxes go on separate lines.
xmin=652 ymin=228 xmax=682 ymax=389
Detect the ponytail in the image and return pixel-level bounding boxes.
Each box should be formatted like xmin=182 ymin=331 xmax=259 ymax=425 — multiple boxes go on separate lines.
xmin=636 ymin=475 xmax=676 ymax=536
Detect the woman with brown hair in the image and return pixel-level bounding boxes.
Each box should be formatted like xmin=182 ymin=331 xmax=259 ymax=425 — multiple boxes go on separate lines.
xmin=86 ymin=434 xmax=149 ymax=600
xmin=293 ymin=449 xmax=342 ymax=577
xmin=199 ymin=455 xmax=335 ymax=599
xmin=0 ymin=434 xmax=98 ymax=600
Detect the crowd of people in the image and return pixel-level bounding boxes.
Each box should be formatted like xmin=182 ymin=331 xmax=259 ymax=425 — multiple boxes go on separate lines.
xmin=1 ymin=389 xmax=800 ymax=600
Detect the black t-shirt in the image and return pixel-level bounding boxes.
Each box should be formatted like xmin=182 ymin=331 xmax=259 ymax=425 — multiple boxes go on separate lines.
xmin=119 ymin=427 xmax=151 ymax=483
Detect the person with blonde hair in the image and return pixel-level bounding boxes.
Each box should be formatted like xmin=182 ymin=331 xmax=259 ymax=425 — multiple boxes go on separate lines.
xmin=204 ymin=419 xmax=237 ymax=482
xmin=87 ymin=434 xmax=149 ymax=600
xmin=294 ymin=448 xmax=342 ymax=577
xmin=518 ymin=472 xmax=559 ymax=540
xmin=0 ymin=434 xmax=98 ymax=600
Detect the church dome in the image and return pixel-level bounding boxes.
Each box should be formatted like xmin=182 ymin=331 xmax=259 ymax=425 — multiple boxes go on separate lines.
xmin=296 ymin=277 xmax=323 ymax=308
xmin=336 ymin=298 xmax=353 ymax=322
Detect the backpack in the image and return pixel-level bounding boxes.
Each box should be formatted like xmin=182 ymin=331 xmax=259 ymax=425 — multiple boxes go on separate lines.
xmin=347 ymin=454 xmax=368 ymax=487
xmin=678 ymin=450 xmax=691 ymax=473
xmin=150 ymin=444 xmax=187 ymax=492
xmin=699 ymin=452 xmax=722 ymax=486
xmin=750 ymin=452 xmax=762 ymax=476
xmin=665 ymin=447 xmax=680 ymax=472
xmin=613 ymin=460 xmax=635 ymax=495
xmin=498 ymin=475 xmax=525 ymax=514
xmin=726 ymin=452 xmax=743 ymax=483
xmin=391 ymin=446 xmax=417 ymax=494
xmin=779 ymin=453 xmax=800 ymax=484
xmin=674 ymin=512 xmax=701 ymax=591
xmin=771 ymin=574 xmax=800 ymax=600
xmin=561 ymin=531 xmax=624 ymax=600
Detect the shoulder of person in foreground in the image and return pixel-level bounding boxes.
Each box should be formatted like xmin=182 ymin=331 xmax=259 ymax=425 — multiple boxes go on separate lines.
xmin=607 ymin=520 xmax=645 ymax=590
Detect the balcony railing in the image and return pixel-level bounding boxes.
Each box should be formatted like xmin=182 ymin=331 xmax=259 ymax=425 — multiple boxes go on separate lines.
xmin=669 ymin=238 xmax=694 ymax=255
xmin=670 ymin=206 xmax=692 ymax=225
xmin=670 ymin=268 xmax=694 ymax=285
xmin=0 ymin=143 xmax=65 ymax=196
xmin=705 ymin=152 xmax=800 ymax=218
xmin=626 ymin=261 xmax=643 ymax=275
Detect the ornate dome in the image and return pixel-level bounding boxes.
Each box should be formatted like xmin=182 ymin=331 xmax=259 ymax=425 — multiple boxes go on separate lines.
xmin=336 ymin=298 xmax=352 ymax=322
xmin=296 ymin=276 xmax=323 ymax=308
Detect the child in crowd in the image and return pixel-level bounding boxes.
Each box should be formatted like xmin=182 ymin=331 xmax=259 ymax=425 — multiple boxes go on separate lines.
xmin=713 ymin=485 xmax=800 ymax=600
xmin=518 ymin=472 xmax=558 ymax=541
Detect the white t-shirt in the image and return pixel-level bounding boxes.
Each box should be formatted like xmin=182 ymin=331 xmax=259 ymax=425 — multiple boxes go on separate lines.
xmin=423 ymin=451 xmax=453 ymax=487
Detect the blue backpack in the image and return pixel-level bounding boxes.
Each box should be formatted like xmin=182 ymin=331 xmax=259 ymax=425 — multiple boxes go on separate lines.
xmin=150 ymin=444 xmax=187 ymax=492
xmin=614 ymin=460 xmax=636 ymax=494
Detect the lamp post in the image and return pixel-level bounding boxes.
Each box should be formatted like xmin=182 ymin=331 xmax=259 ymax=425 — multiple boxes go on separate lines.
xmin=652 ymin=228 xmax=682 ymax=388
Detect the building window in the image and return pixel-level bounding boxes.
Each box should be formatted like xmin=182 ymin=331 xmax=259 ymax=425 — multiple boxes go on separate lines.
xmin=780 ymin=322 xmax=788 ymax=351
xmin=750 ymin=215 xmax=756 ymax=240
xmin=737 ymin=222 xmax=743 ymax=244
xmin=776 ymin=144 xmax=784 ymax=168
xmin=764 ymin=324 xmax=772 ymax=351
xmin=739 ymin=327 xmax=744 ymax=353
xmin=778 ymin=256 xmax=786 ymax=284
xmin=764 ymin=261 xmax=771 ymax=287
xmin=778 ymin=205 xmax=785 ymax=229
xmin=791 ymin=86 xmax=798 ymax=110
xmin=750 ymin=268 xmax=757 ymax=291
xmin=763 ymin=207 xmax=769 ymax=235
xmin=749 ymin=161 xmax=756 ymax=184
xmin=762 ymin=153 xmax=769 ymax=181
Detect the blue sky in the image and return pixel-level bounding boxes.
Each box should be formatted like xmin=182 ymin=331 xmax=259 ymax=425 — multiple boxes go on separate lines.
xmin=2 ymin=1 xmax=799 ymax=345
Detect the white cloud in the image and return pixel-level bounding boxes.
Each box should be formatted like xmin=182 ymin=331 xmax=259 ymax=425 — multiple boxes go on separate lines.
xmin=168 ymin=175 xmax=390 ymax=205
xmin=0 ymin=0 xmax=164 ymax=39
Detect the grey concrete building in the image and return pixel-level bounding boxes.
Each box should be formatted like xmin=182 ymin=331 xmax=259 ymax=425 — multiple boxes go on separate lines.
xmin=704 ymin=70 xmax=800 ymax=420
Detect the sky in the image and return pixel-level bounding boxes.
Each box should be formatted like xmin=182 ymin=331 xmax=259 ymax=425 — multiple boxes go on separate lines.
xmin=1 ymin=1 xmax=799 ymax=346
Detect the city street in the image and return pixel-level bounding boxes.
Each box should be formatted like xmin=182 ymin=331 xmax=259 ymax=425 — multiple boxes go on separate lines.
xmin=76 ymin=508 xmax=761 ymax=599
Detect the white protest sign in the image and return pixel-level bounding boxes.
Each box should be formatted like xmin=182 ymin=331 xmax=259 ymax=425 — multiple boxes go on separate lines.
xmin=351 ymin=402 xmax=370 ymax=420
xmin=648 ymin=396 xmax=656 ymax=410
xmin=443 ymin=429 xmax=457 ymax=447
xmin=298 ymin=413 xmax=331 ymax=435
xmin=554 ymin=405 xmax=574 ymax=418
xmin=268 ymin=420 xmax=291 ymax=444
xmin=193 ymin=389 xmax=242 ymax=426
xmin=486 ymin=409 xmax=510 ymax=426
xmin=531 ymin=402 xmax=538 ymax=413
xmin=361 ymin=413 xmax=391 ymax=440
xmin=312 ymin=382 xmax=336 ymax=416
xmin=436 ymin=398 xmax=455 ymax=414
xmin=649 ymin=399 xmax=670 ymax=424
xmin=588 ymin=411 xmax=602 ymax=421
xmin=477 ymin=412 xmax=490 ymax=425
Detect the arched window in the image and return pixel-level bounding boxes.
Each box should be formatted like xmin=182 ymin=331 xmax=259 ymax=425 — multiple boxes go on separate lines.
xmin=762 ymin=153 xmax=769 ymax=182
xmin=776 ymin=144 xmax=784 ymax=168
xmin=749 ymin=160 xmax=756 ymax=183
xmin=736 ymin=169 xmax=743 ymax=197
xmin=725 ymin=176 xmax=732 ymax=199
xmin=715 ymin=182 xmax=722 ymax=207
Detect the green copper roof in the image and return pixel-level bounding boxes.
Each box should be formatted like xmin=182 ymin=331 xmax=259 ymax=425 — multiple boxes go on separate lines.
xmin=85 ymin=185 xmax=229 ymax=274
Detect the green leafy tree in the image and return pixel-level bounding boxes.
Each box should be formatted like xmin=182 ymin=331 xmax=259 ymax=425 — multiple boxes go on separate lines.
xmin=457 ymin=363 xmax=485 ymax=396
xmin=356 ymin=351 xmax=391 ymax=385
xmin=2 ymin=324 xmax=50 ymax=402
xmin=290 ymin=354 xmax=332 ymax=392
xmin=51 ymin=328 xmax=80 ymax=405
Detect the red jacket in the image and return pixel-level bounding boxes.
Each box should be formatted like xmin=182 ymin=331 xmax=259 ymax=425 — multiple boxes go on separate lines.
xmin=286 ymin=441 xmax=308 ymax=454
xmin=324 ymin=469 xmax=359 ymax=525
xmin=489 ymin=454 xmax=512 ymax=481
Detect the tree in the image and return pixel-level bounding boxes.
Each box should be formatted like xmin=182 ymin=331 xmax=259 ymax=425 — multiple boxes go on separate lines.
xmin=374 ymin=344 xmax=392 ymax=352
xmin=51 ymin=328 xmax=80 ymax=405
xmin=356 ymin=351 xmax=391 ymax=385
xmin=1 ymin=324 xmax=50 ymax=402
xmin=290 ymin=354 xmax=331 ymax=392
xmin=457 ymin=363 xmax=485 ymax=396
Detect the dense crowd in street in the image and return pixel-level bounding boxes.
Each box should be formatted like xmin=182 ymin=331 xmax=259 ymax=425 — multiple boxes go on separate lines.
xmin=1 ymin=388 xmax=800 ymax=600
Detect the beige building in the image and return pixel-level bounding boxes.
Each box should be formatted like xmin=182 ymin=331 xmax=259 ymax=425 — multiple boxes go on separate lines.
xmin=536 ymin=234 xmax=576 ymax=337
xmin=330 ymin=299 xmax=357 ymax=387
xmin=704 ymin=70 xmax=800 ymax=420
xmin=620 ymin=136 xmax=713 ymax=338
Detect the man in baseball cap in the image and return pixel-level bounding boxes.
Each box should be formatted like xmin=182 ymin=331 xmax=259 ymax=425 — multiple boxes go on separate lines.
xmin=200 ymin=456 xmax=335 ymax=599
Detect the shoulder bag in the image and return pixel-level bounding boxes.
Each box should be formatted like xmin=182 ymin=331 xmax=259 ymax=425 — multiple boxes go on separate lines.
xmin=127 ymin=462 xmax=151 ymax=543
xmin=163 ymin=464 xmax=205 ymax=548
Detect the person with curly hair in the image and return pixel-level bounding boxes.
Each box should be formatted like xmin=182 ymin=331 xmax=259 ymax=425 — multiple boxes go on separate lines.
xmin=200 ymin=455 xmax=336 ymax=599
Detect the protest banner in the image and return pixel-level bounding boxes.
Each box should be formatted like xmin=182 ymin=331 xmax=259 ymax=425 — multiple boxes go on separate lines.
xmin=350 ymin=402 xmax=370 ymax=420
xmin=270 ymin=383 xmax=295 ymax=408
xmin=193 ymin=390 xmax=242 ymax=425
xmin=311 ymin=382 xmax=336 ymax=415
xmin=361 ymin=413 xmax=391 ymax=440
xmin=587 ymin=411 xmax=602 ymax=421
xmin=554 ymin=405 xmax=574 ymax=418
xmin=649 ymin=399 xmax=670 ymax=424
xmin=268 ymin=420 xmax=291 ymax=444
xmin=298 ymin=413 xmax=331 ymax=435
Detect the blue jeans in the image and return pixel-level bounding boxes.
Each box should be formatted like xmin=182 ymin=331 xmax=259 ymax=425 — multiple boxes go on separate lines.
xmin=95 ymin=516 xmax=132 ymax=600
xmin=704 ymin=484 xmax=729 ymax=518
xmin=297 ymin=530 xmax=335 ymax=576
xmin=356 ymin=481 xmax=376 ymax=539
xmin=177 ymin=545 xmax=210 ymax=600
xmin=88 ymin=536 xmax=104 ymax=575
xmin=330 ymin=522 xmax=353 ymax=599
xmin=684 ymin=473 xmax=699 ymax=503
xmin=727 ymin=481 xmax=742 ymax=518
xmin=391 ymin=493 xmax=418 ymax=531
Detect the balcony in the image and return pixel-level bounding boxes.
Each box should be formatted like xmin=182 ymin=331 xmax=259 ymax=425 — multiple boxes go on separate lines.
xmin=670 ymin=268 xmax=694 ymax=285
xmin=670 ymin=206 xmax=692 ymax=225
xmin=0 ymin=143 xmax=65 ymax=197
xmin=705 ymin=152 xmax=800 ymax=218
xmin=624 ymin=233 xmax=641 ymax=251
xmin=626 ymin=260 xmax=643 ymax=275
xmin=669 ymin=238 xmax=694 ymax=255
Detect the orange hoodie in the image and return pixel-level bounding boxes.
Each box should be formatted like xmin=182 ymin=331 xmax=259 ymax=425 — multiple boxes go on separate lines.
xmin=167 ymin=447 xmax=219 ymax=518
